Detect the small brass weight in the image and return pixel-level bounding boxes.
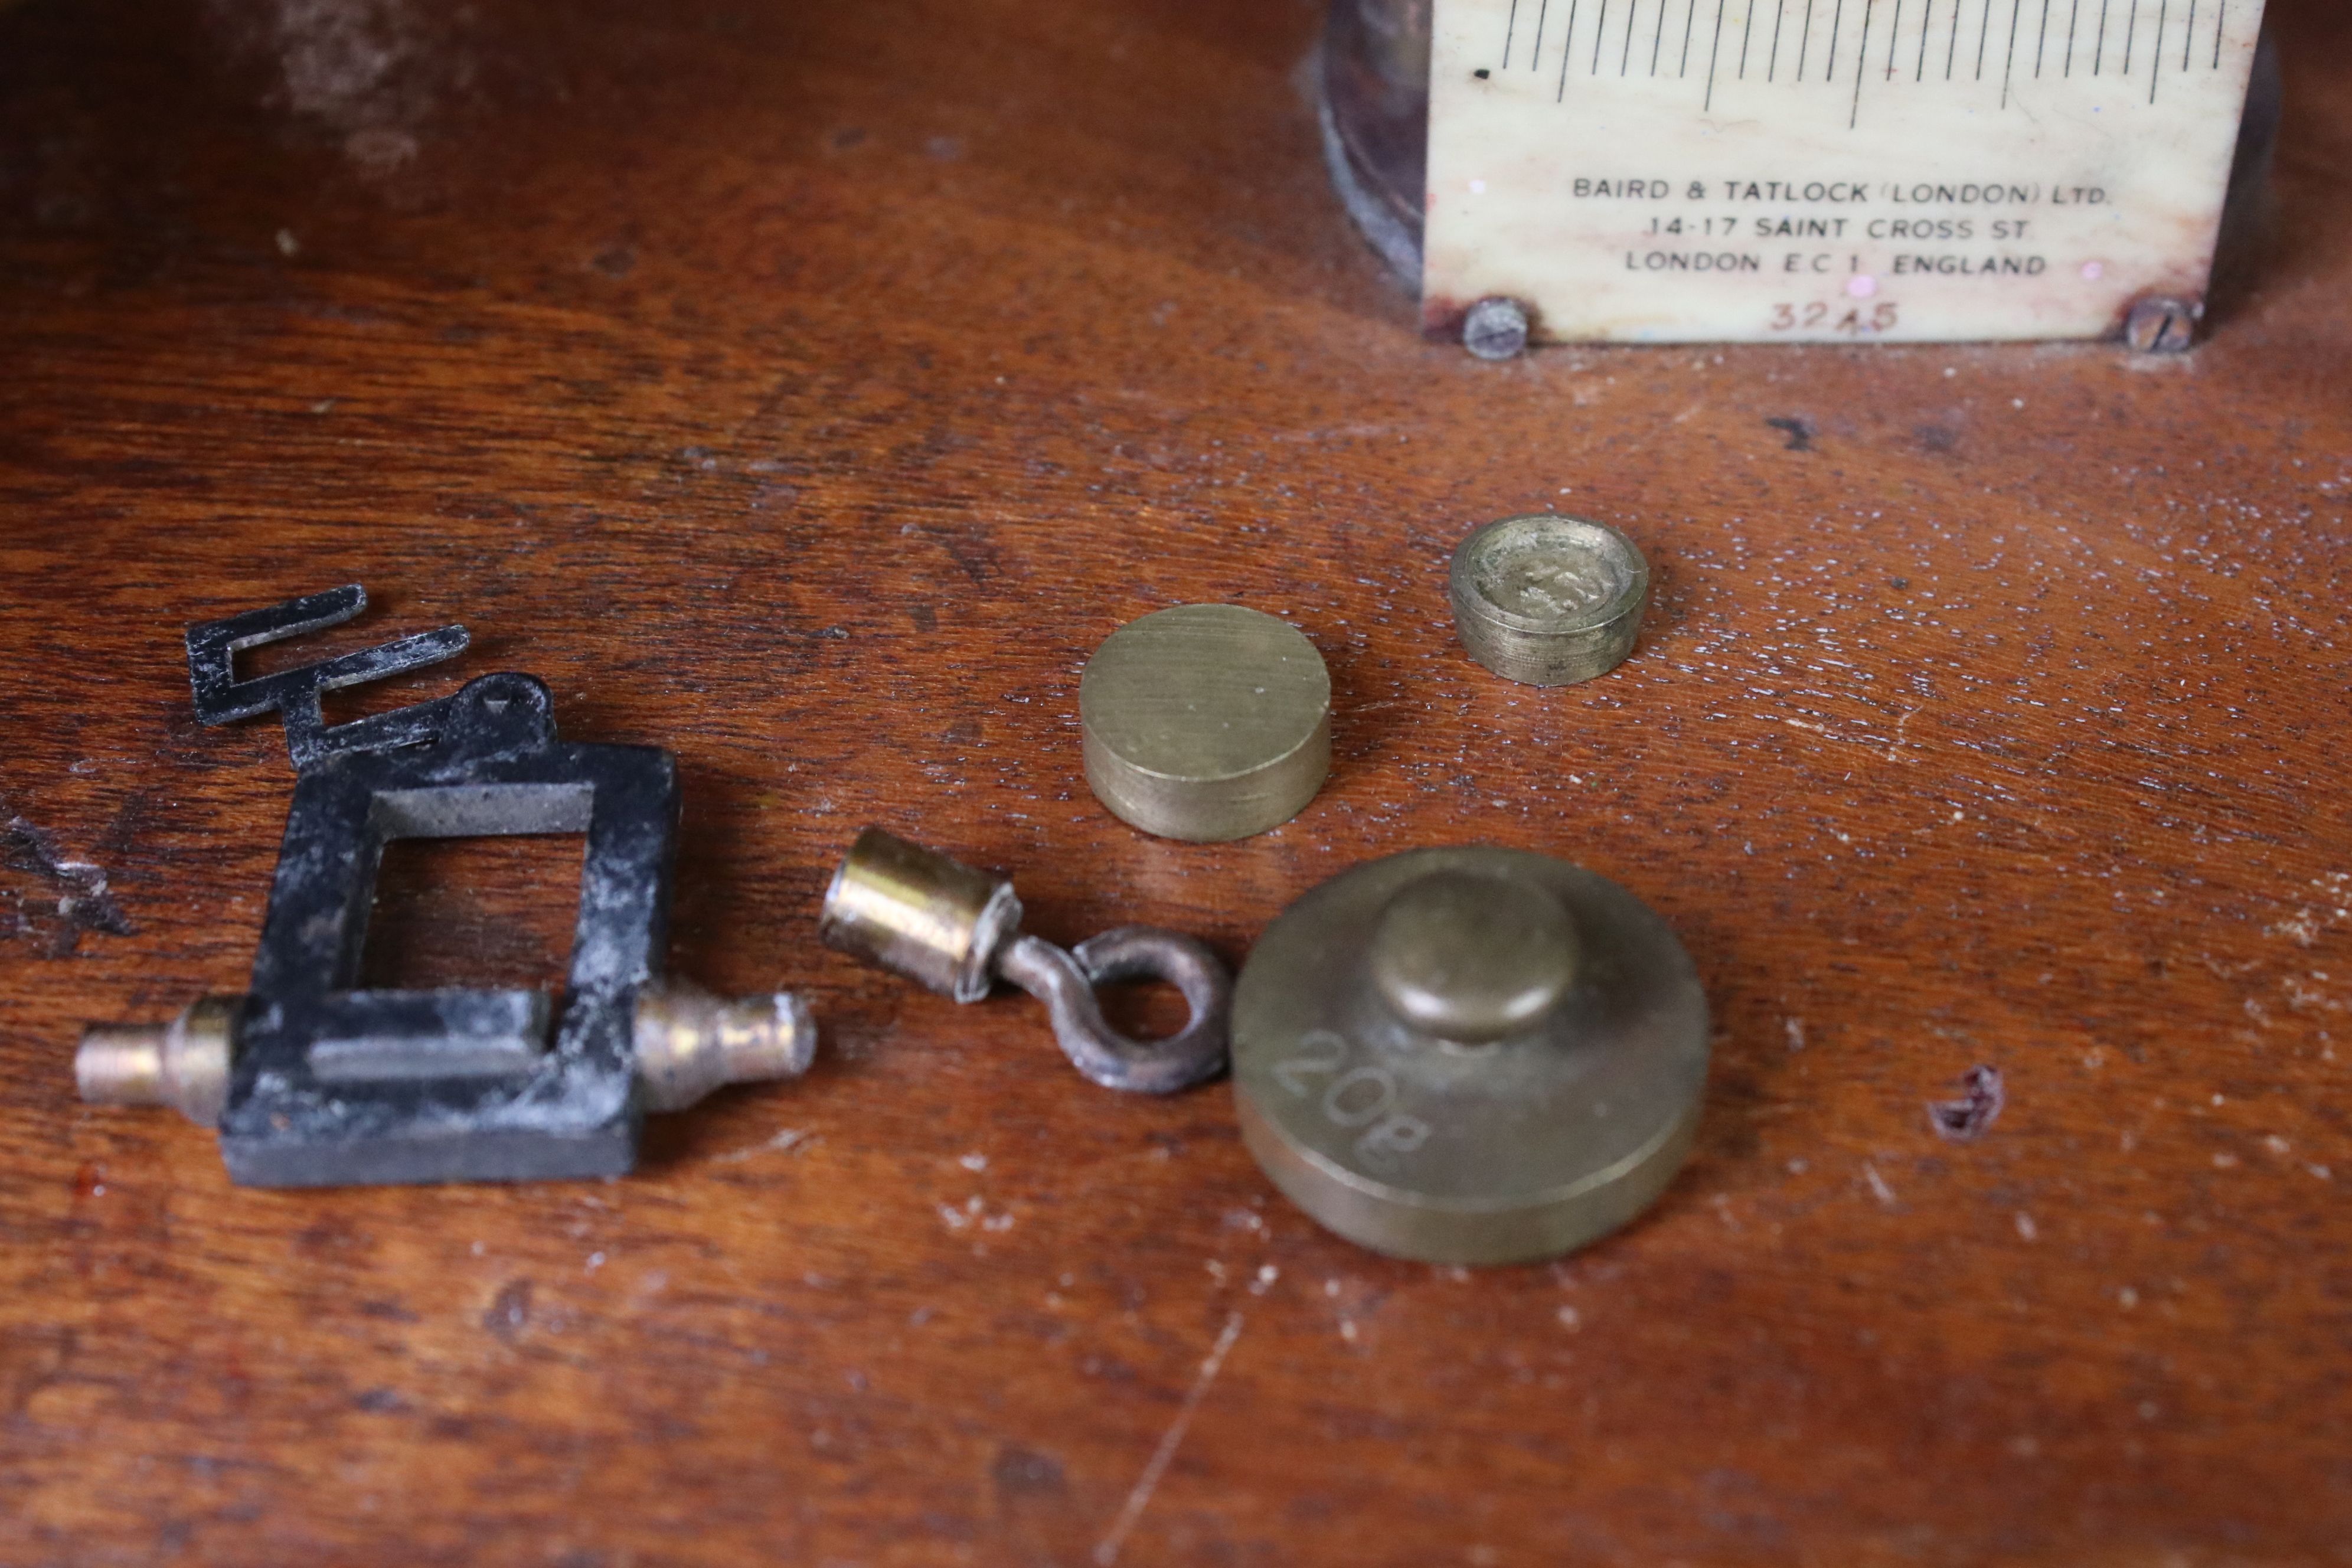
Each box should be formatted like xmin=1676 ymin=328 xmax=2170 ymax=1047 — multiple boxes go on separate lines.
xmin=819 ymin=829 xmax=1230 ymax=1093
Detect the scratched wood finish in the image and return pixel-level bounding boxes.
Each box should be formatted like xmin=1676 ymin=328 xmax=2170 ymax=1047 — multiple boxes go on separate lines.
xmin=2 ymin=1 xmax=2348 ymax=1563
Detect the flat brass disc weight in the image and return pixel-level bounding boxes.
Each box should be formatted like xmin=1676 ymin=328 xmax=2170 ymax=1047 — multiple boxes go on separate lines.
xmin=1079 ymin=604 xmax=1332 ymax=843
xmin=1232 ymin=846 xmax=1709 ymax=1266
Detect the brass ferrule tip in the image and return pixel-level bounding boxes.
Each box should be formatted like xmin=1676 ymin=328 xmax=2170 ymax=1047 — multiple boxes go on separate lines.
xmin=76 ymin=1024 xmax=169 ymax=1105
xmin=818 ymin=828 xmax=1022 ymax=1004
xmin=74 ymin=998 xmax=238 ymax=1126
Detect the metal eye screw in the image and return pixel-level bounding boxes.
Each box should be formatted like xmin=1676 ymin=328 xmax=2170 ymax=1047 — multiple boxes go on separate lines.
xmin=818 ymin=828 xmax=1229 ymax=1094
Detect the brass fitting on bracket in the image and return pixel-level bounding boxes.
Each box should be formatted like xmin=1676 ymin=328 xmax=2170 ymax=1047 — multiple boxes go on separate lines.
xmin=77 ymin=985 xmax=812 ymax=1131
xmin=76 ymin=996 xmax=240 ymax=1127
xmin=632 ymin=984 xmax=817 ymax=1113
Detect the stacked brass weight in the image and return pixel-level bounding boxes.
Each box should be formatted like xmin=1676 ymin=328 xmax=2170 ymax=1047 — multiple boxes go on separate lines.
xmin=1231 ymin=846 xmax=1708 ymax=1266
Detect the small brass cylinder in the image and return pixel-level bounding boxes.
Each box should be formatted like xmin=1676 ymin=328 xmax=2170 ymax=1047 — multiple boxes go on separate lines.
xmin=75 ymin=996 xmax=240 ymax=1127
xmin=818 ymin=828 xmax=1023 ymax=1003
xmin=1449 ymin=515 xmax=1649 ymax=687
xmin=1079 ymin=604 xmax=1332 ymax=843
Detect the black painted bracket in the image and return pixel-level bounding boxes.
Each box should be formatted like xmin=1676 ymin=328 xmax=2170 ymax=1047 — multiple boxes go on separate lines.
xmin=190 ymin=589 xmax=678 ymax=1186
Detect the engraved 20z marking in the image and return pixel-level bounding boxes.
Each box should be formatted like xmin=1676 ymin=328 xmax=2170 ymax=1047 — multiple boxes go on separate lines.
xmin=1273 ymin=1030 xmax=1432 ymax=1172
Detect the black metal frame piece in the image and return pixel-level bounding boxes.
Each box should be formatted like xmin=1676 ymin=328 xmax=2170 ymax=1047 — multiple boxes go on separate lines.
xmin=185 ymin=590 xmax=681 ymax=1187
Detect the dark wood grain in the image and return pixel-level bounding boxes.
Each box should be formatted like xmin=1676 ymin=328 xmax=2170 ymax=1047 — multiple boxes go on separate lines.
xmin=4 ymin=1 xmax=2349 ymax=1563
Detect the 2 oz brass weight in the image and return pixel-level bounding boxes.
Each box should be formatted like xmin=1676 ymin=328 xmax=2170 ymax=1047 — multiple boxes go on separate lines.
xmin=1231 ymin=846 xmax=1709 ymax=1266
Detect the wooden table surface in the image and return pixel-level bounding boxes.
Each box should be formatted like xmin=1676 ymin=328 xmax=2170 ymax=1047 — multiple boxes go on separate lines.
xmin=4 ymin=1 xmax=2348 ymax=1563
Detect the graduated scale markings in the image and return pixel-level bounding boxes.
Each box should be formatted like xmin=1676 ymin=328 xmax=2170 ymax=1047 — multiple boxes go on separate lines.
xmin=1428 ymin=0 xmax=2265 ymax=339
xmin=1494 ymin=0 xmax=2235 ymax=120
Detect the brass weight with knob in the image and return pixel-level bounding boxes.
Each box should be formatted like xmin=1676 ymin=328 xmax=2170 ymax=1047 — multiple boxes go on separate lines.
xmin=1231 ymin=845 xmax=1709 ymax=1266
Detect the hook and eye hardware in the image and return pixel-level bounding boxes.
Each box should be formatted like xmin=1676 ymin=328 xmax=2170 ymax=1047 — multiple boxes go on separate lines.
xmin=818 ymin=828 xmax=1230 ymax=1095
